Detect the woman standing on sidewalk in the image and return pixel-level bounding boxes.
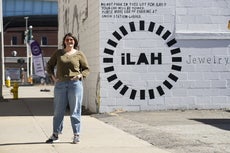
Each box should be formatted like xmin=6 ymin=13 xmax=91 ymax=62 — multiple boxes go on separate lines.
xmin=45 ymin=33 xmax=90 ymax=144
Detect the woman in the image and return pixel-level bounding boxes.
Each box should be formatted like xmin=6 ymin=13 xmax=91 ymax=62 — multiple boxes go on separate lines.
xmin=45 ymin=33 xmax=90 ymax=144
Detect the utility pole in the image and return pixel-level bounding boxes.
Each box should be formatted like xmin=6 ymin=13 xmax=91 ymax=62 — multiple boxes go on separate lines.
xmin=24 ymin=17 xmax=34 ymax=83
xmin=0 ymin=0 xmax=4 ymax=100
xmin=28 ymin=25 xmax=33 ymax=79
xmin=24 ymin=16 xmax=29 ymax=81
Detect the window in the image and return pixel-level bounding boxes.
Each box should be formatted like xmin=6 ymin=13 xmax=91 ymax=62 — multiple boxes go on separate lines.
xmin=12 ymin=36 xmax=17 ymax=45
xmin=41 ymin=36 xmax=48 ymax=45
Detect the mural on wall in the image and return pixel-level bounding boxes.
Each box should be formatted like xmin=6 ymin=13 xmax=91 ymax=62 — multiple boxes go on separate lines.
xmin=101 ymin=0 xmax=182 ymax=100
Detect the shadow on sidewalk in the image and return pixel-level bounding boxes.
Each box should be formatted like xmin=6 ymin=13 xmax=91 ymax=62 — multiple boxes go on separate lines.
xmin=0 ymin=141 xmax=71 ymax=146
xmin=190 ymin=118 xmax=230 ymax=131
xmin=0 ymin=98 xmax=92 ymax=116
xmin=0 ymin=98 xmax=54 ymax=116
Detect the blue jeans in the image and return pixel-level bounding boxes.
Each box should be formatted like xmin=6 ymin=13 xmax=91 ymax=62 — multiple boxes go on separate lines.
xmin=53 ymin=80 xmax=83 ymax=135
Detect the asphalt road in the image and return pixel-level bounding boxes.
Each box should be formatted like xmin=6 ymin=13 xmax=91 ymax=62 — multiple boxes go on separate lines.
xmin=93 ymin=109 xmax=230 ymax=153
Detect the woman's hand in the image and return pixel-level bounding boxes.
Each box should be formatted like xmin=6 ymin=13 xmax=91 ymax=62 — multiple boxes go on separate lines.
xmin=77 ymin=74 xmax=82 ymax=79
xmin=51 ymin=75 xmax=59 ymax=83
xmin=71 ymin=74 xmax=82 ymax=80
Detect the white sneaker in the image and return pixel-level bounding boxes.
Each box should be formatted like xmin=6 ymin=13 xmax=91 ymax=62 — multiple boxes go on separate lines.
xmin=73 ymin=135 xmax=80 ymax=144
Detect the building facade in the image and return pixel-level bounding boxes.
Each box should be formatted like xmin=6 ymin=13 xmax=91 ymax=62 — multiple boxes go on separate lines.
xmin=3 ymin=0 xmax=58 ymax=82
xmin=58 ymin=0 xmax=230 ymax=113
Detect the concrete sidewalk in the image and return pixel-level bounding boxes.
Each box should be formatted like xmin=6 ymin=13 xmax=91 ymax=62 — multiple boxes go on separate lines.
xmin=2 ymin=86 xmax=229 ymax=153
xmin=2 ymin=85 xmax=54 ymax=99
xmin=0 ymin=99 xmax=170 ymax=153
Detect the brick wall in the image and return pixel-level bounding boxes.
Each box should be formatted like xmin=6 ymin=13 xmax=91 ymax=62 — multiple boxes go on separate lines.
xmin=99 ymin=0 xmax=230 ymax=112
xmin=174 ymin=0 xmax=230 ymax=111
xmin=176 ymin=0 xmax=229 ymax=33
xmin=58 ymin=0 xmax=230 ymax=113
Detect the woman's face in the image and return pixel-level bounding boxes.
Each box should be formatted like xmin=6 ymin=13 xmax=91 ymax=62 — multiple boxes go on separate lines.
xmin=64 ymin=36 xmax=75 ymax=48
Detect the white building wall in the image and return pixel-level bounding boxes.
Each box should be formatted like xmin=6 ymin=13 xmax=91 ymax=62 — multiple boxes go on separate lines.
xmin=100 ymin=0 xmax=181 ymax=112
xmin=174 ymin=0 xmax=230 ymax=110
xmin=176 ymin=0 xmax=230 ymax=33
xmin=58 ymin=0 xmax=100 ymax=112
xmin=58 ymin=0 xmax=230 ymax=113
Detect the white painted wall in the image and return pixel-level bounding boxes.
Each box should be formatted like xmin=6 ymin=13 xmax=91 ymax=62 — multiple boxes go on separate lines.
xmin=58 ymin=0 xmax=230 ymax=113
xmin=58 ymin=0 xmax=100 ymax=112
xmin=176 ymin=0 xmax=230 ymax=33
xmin=173 ymin=0 xmax=230 ymax=111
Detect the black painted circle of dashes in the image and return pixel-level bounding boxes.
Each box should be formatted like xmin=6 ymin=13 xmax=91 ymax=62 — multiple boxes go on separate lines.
xmin=103 ymin=20 xmax=182 ymax=100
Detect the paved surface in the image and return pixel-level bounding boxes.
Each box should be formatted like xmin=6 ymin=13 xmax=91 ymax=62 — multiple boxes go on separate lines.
xmin=93 ymin=110 xmax=230 ymax=153
xmin=0 ymin=85 xmax=169 ymax=153
xmin=1 ymin=85 xmax=230 ymax=153
xmin=2 ymin=85 xmax=54 ymax=99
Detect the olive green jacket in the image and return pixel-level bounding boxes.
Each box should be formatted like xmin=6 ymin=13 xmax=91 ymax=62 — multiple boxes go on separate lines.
xmin=46 ymin=49 xmax=90 ymax=81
